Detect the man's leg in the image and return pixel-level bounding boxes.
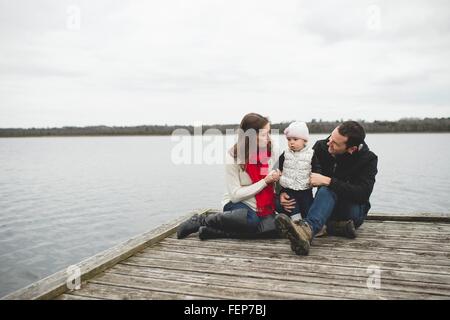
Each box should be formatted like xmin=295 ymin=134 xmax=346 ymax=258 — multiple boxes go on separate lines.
xmin=304 ymin=186 xmax=338 ymax=236
xmin=329 ymin=201 xmax=370 ymax=229
xmin=326 ymin=201 xmax=370 ymax=238
xmin=275 ymin=186 xmax=338 ymax=255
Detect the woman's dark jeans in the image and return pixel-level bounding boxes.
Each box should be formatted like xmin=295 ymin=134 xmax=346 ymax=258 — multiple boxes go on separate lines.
xmin=212 ymin=201 xmax=279 ymax=237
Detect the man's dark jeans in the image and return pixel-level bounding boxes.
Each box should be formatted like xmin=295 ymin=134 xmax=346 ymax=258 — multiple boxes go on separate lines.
xmin=304 ymin=186 xmax=370 ymax=236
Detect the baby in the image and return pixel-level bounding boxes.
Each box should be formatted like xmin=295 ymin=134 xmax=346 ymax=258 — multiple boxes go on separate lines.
xmin=277 ymin=121 xmax=319 ymax=220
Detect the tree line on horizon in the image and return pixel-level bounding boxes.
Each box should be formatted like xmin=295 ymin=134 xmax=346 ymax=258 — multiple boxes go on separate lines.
xmin=0 ymin=117 xmax=449 ymax=137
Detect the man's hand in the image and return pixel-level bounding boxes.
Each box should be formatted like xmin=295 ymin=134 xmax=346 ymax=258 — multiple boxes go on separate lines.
xmin=310 ymin=173 xmax=332 ymax=187
xmin=280 ymin=192 xmax=296 ymax=213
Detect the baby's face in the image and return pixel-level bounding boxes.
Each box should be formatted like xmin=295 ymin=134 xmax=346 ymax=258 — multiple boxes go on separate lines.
xmin=287 ymin=137 xmax=307 ymax=151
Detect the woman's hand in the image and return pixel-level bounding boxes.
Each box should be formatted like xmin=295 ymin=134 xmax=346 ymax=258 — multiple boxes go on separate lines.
xmin=264 ymin=169 xmax=281 ymax=184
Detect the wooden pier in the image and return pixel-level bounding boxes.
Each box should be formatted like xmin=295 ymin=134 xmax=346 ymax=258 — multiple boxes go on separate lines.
xmin=2 ymin=209 xmax=450 ymax=300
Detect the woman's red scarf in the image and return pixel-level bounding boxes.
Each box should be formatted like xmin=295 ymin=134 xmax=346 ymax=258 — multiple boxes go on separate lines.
xmin=245 ymin=149 xmax=275 ymax=217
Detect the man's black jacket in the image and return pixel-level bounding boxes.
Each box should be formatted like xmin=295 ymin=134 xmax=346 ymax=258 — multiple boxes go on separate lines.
xmin=313 ymin=137 xmax=378 ymax=204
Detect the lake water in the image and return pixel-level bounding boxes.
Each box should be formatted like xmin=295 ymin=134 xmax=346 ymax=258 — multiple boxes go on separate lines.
xmin=0 ymin=133 xmax=449 ymax=297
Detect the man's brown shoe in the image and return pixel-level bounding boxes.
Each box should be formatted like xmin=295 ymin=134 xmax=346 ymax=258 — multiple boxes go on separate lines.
xmin=275 ymin=214 xmax=313 ymax=255
xmin=327 ymin=220 xmax=356 ymax=239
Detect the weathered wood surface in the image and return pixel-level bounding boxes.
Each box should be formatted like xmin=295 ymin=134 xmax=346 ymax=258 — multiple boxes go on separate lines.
xmin=4 ymin=210 xmax=450 ymax=300
xmin=367 ymin=212 xmax=450 ymax=223
xmin=1 ymin=209 xmax=209 ymax=300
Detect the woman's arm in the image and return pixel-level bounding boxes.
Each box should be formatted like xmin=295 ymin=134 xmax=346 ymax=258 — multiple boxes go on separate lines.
xmin=225 ymin=163 xmax=267 ymax=203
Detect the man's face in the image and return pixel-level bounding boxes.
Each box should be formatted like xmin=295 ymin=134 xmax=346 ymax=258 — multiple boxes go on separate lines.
xmin=327 ymin=128 xmax=349 ymax=155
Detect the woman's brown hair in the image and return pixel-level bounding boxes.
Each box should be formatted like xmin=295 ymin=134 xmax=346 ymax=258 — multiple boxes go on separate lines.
xmin=232 ymin=113 xmax=272 ymax=166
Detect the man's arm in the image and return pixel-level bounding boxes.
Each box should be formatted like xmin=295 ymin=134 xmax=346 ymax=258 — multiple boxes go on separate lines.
xmin=329 ymin=157 xmax=378 ymax=203
xmin=311 ymin=152 xmax=321 ymax=174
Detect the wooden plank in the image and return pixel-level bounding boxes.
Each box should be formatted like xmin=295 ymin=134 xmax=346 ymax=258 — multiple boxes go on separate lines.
xmin=359 ymin=222 xmax=450 ymax=233
xmin=164 ymin=234 xmax=450 ymax=253
xmin=174 ymin=231 xmax=450 ymax=246
xmin=173 ymin=234 xmax=450 ymax=252
xmin=367 ymin=212 xmax=450 ymax=223
xmin=207 ymin=210 xmax=450 ymax=223
xmin=58 ymin=282 xmax=213 ymax=300
xmin=1 ymin=209 xmax=210 ymax=300
xmin=168 ymin=224 xmax=450 ymax=241
xmin=112 ymin=257 xmax=450 ymax=296
xmin=90 ymin=271 xmax=339 ymax=300
xmin=361 ymin=219 xmax=450 ymax=228
xmin=152 ymin=240 xmax=450 ymax=268
xmin=153 ymin=244 xmax=450 ymax=274
xmin=342 ymin=229 xmax=450 ymax=242
xmin=116 ymin=257 xmax=449 ymax=299
xmin=131 ymin=250 xmax=450 ymax=285
xmin=168 ymin=231 xmax=449 ymax=243
xmin=171 ymin=230 xmax=450 ymax=249
xmin=117 ymin=254 xmax=450 ymax=293
xmin=6 ymin=210 xmax=450 ymax=300
xmin=55 ymin=294 xmax=101 ymax=300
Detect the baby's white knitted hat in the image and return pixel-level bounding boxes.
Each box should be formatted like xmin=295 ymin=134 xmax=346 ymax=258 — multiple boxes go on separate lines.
xmin=284 ymin=121 xmax=310 ymax=141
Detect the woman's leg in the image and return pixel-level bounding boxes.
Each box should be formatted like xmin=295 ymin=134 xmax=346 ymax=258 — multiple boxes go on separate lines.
xmin=177 ymin=203 xmax=249 ymax=239
xmin=223 ymin=202 xmax=261 ymax=231
xmin=200 ymin=202 xmax=284 ymax=239
xmin=255 ymin=214 xmax=282 ymax=238
xmin=198 ymin=201 xmax=261 ymax=235
xmin=196 ymin=202 xmax=258 ymax=240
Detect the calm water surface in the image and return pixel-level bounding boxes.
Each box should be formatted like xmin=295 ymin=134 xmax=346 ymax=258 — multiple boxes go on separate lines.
xmin=0 ymin=133 xmax=449 ymax=296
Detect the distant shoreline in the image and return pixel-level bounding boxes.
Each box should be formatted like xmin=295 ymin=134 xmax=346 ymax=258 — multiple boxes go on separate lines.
xmin=0 ymin=118 xmax=449 ymax=137
xmin=1 ymin=132 xmax=450 ymax=139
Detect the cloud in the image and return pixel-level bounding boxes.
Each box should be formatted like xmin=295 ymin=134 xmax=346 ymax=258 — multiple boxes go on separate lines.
xmin=0 ymin=0 xmax=449 ymax=127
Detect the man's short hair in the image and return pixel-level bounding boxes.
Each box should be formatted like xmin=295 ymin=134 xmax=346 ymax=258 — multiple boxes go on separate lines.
xmin=338 ymin=121 xmax=366 ymax=148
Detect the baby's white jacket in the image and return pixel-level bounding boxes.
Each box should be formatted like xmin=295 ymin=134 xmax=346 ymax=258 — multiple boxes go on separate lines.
xmin=279 ymin=146 xmax=314 ymax=191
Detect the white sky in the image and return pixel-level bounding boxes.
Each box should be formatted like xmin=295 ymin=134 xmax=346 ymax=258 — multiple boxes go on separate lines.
xmin=1 ymin=0 xmax=449 ymax=128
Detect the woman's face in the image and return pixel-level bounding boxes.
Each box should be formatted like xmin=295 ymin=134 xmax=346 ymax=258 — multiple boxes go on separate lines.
xmin=258 ymin=123 xmax=271 ymax=148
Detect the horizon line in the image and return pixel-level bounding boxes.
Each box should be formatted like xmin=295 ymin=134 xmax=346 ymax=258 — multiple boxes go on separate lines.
xmin=1 ymin=116 xmax=449 ymax=130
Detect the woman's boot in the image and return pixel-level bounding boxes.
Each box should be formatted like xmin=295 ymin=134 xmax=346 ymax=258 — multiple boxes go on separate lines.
xmin=198 ymin=226 xmax=250 ymax=240
xmin=177 ymin=214 xmax=203 ymax=239
xmin=177 ymin=208 xmax=249 ymax=239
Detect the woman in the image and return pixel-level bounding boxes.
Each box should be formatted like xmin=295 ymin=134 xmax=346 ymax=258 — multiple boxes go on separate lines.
xmin=177 ymin=113 xmax=281 ymax=240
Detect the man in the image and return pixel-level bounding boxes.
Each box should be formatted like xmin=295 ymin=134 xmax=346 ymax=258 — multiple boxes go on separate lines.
xmin=275 ymin=121 xmax=378 ymax=255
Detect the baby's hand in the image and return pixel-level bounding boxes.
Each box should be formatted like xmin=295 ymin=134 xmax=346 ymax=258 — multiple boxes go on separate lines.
xmin=264 ymin=169 xmax=281 ymax=184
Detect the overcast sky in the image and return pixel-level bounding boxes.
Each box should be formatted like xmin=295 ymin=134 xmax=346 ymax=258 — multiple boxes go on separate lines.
xmin=1 ymin=0 xmax=449 ymax=128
